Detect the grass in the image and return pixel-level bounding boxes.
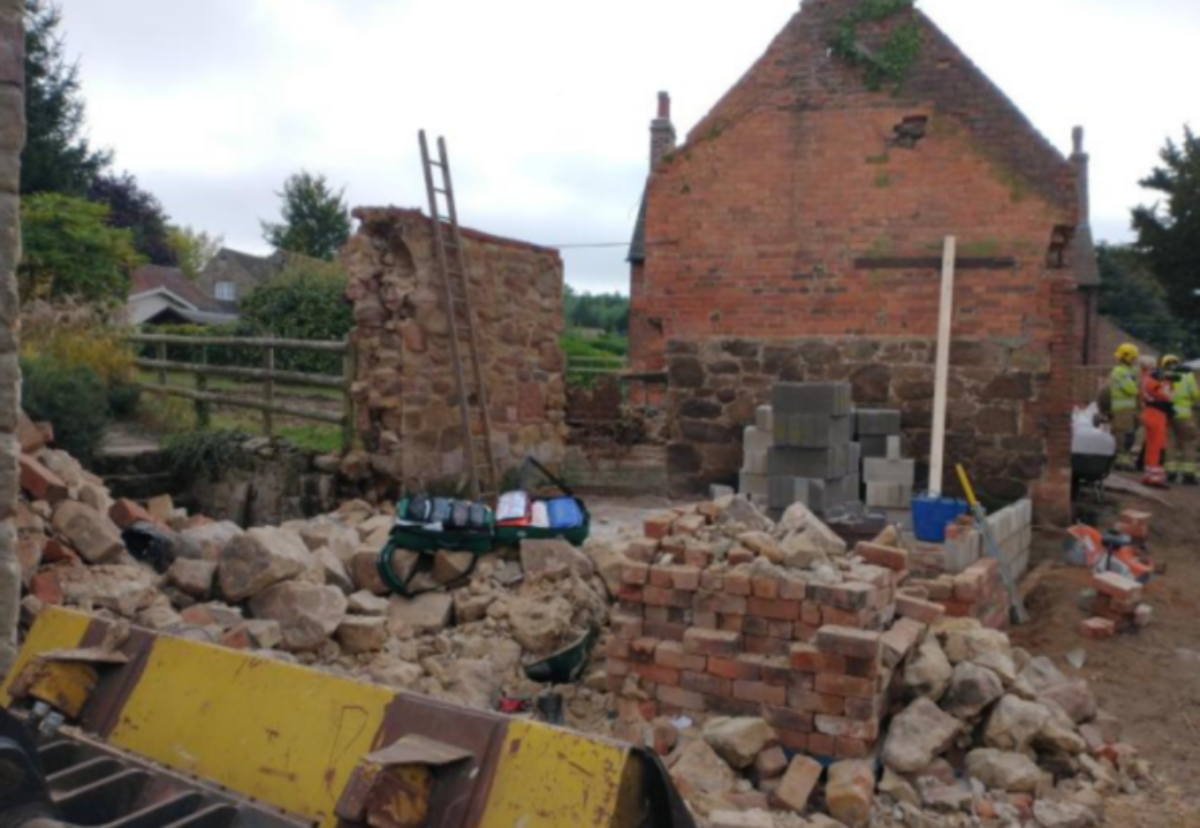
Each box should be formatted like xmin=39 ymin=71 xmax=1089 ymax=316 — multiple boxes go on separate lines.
xmin=561 ymin=331 xmax=627 ymax=387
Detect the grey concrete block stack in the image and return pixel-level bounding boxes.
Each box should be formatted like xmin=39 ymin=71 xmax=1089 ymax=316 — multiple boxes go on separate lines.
xmin=857 ymin=409 xmax=912 ymax=527
xmin=762 ymin=382 xmax=860 ymax=516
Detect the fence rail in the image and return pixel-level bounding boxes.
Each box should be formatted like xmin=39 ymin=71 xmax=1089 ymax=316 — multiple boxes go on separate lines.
xmin=127 ymin=333 xmax=356 ymax=450
xmin=567 ymin=354 xmax=627 ymax=377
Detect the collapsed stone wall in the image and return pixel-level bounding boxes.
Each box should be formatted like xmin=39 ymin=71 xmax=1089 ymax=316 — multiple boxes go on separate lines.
xmin=342 ymin=208 xmax=567 ymax=492
xmin=0 ymin=0 xmax=25 ymax=677
xmin=666 ymin=337 xmax=1066 ymax=519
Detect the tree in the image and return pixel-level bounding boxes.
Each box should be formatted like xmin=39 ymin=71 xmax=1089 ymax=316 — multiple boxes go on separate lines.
xmin=1132 ymin=126 xmax=1200 ymax=335
xmin=261 ymin=171 xmax=351 ymax=261
xmin=18 ymin=193 xmax=142 ymax=302
xmin=21 ymin=0 xmax=111 ymax=195
xmin=1097 ymin=244 xmax=1195 ymax=355
xmin=239 ymin=260 xmax=351 ymax=373
xmin=87 ymin=172 xmax=176 ymax=265
xmin=168 ymin=225 xmax=224 ymax=279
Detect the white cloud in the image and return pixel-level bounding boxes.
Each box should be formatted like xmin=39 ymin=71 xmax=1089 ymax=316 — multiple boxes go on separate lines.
xmin=58 ymin=0 xmax=1200 ymax=292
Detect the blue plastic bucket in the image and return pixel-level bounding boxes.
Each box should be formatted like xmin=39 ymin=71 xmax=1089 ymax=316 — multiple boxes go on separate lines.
xmin=911 ymin=493 xmax=969 ymax=543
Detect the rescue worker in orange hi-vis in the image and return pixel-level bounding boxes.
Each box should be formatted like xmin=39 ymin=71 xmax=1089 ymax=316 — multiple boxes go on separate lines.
xmin=1140 ymin=357 xmax=1175 ymax=489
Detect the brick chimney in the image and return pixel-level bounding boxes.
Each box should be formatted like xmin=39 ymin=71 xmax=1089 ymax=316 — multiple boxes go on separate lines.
xmin=650 ymin=91 xmax=676 ymax=170
xmin=1071 ymin=126 xmax=1090 ymax=226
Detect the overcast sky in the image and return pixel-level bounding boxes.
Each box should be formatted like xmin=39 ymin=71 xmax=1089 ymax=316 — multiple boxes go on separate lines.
xmin=57 ymin=0 xmax=1199 ymax=295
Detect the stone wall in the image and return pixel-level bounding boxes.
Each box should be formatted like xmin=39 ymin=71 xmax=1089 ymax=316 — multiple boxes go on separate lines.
xmin=342 ymin=207 xmax=566 ymax=493
xmin=666 ymin=337 xmax=1064 ymax=518
xmin=0 ymin=0 xmax=23 ymax=676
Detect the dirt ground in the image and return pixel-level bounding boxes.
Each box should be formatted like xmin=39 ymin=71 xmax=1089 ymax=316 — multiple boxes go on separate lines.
xmin=1014 ymin=476 xmax=1200 ymax=827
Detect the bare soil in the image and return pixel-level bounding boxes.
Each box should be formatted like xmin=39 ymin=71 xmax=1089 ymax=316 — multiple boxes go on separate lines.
xmin=1013 ymin=476 xmax=1200 ymax=827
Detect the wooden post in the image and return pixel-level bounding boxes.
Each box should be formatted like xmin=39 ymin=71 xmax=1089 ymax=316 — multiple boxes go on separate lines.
xmin=156 ymin=341 xmax=167 ymax=387
xmin=196 ymin=344 xmax=210 ymax=428
xmin=929 ymin=236 xmax=957 ymax=496
xmin=263 ymin=345 xmax=275 ymax=438
xmin=342 ymin=339 xmax=356 ymax=452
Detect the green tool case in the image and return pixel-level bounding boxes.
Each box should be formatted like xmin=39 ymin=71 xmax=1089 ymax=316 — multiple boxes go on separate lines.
xmin=377 ymin=497 xmax=496 ymax=596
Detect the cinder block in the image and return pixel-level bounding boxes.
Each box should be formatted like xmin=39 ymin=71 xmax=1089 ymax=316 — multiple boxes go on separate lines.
xmin=743 ymin=448 xmax=768 ymax=475
xmin=769 ymin=477 xmax=827 ymax=512
xmin=858 ymin=435 xmax=888 ymax=458
xmin=744 ymin=426 xmax=773 ymax=452
xmin=855 ymin=409 xmax=902 ymax=436
xmin=739 ymin=471 xmax=769 ymax=498
xmin=825 ymin=475 xmax=860 ymax=507
xmin=942 ymin=527 xmax=981 ymax=574
xmin=848 ymin=442 xmax=861 ymax=471
xmin=756 ymin=405 xmax=774 ymax=432
xmin=774 ymin=413 xmax=852 ymax=448
xmin=865 ymin=481 xmax=912 ymax=509
xmin=862 ymin=458 xmax=915 ymax=485
xmin=886 ymin=435 xmax=903 ymax=460
xmin=771 ymin=382 xmax=852 ymax=416
xmin=769 ymin=446 xmax=850 ymax=479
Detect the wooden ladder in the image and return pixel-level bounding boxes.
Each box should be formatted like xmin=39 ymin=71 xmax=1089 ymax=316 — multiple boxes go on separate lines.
xmin=419 ymin=130 xmax=499 ymax=503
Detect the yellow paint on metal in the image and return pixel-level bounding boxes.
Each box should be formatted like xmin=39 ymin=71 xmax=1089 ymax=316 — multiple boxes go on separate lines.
xmin=106 ymin=635 xmax=395 ymax=827
xmin=0 ymin=608 xmax=91 ymax=706
xmin=24 ymin=661 xmax=99 ymax=717
xmin=479 ymin=719 xmax=632 ymax=828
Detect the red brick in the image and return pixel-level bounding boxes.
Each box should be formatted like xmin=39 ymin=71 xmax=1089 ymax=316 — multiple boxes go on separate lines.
xmin=844 ymin=655 xmax=882 ymax=679
xmin=748 ymin=597 xmax=801 ymax=621
xmin=718 ymin=614 xmax=744 ymax=633
xmin=723 ymin=571 xmax=752 ymax=596
xmin=19 ymin=455 xmax=68 ymax=502
xmin=109 ymin=498 xmax=156 ymax=529
xmin=707 ymin=695 xmax=763 ymax=717
xmin=767 ymin=620 xmax=794 ymax=639
xmin=671 ymin=566 xmax=702 ymax=591
xmin=1079 ymin=617 xmax=1116 ymax=639
xmin=683 ymin=628 xmax=741 ymax=657
xmin=673 ymin=513 xmax=707 ymax=536
xmin=616 ymin=584 xmax=644 ymax=604
xmin=793 ymin=623 xmax=819 ymax=643
xmin=952 ymin=568 xmax=987 ymax=602
xmin=648 ymin=566 xmax=674 ymax=588
xmin=896 ymin=593 xmax=946 ymax=624
xmin=30 ymin=570 xmax=63 ymax=604
xmin=42 ymin=539 xmax=80 ymax=565
xmin=655 ymin=641 xmax=707 ymax=671
xmin=815 ymin=673 xmax=876 ymax=699
xmin=788 ymin=687 xmax=845 ymax=715
xmin=790 ymin=643 xmax=847 ymax=673
xmin=834 ymin=737 xmax=873 ymax=760
xmin=816 ymin=626 xmax=883 ymax=660
xmin=632 ymin=662 xmax=681 ymax=686
xmin=821 ymin=606 xmax=875 ymax=628
xmin=743 ymin=635 xmax=790 ymax=656
xmin=807 ymin=733 xmax=836 ymax=756
xmin=606 ymin=637 xmax=630 ymax=659
xmin=680 ymin=670 xmax=731 ymax=698
xmin=779 ymin=579 xmax=807 ymax=601
xmin=775 ymin=729 xmax=810 ymax=752
xmin=612 ymin=614 xmax=643 ymax=641
xmin=621 ymin=562 xmax=650 ymax=585
xmin=694 ymin=591 xmax=747 ymax=616
xmin=643 ymin=513 xmax=674 ymax=540
xmin=728 ymin=547 xmax=755 ymax=565
xmin=760 ymin=658 xmax=792 ymax=686
xmin=751 ymin=576 xmax=780 ymax=599
xmin=624 ymin=538 xmax=659 ymax=563
xmin=1091 ymin=572 xmax=1143 ymax=603
xmin=630 ymin=637 xmax=659 ymax=660
xmin=708 ymin=656 xmax=761 ymax=681
xmin=801 ymin=602 xmax=822 ymax=625
xmin=733 ymin=680 xmax=786 ymax=705
xmin=219 ymin=625 xmax=252 ymax=650
xmin=855 ymin=541 xmax=909 ymax=572
xmin=764 ymin=705 xmax=815 ymax=733
xmin=642 ymin=586 xmax=692 ymax=609
xmin=644 ymin=621 xmax=688 ymax=641
xmin=810 ymin=582 xmax=874 ymax=611
xmin=844 ymin=694 xmax=884 ymax=722
xmin=699 ymin=571 xmax=724 ymax=591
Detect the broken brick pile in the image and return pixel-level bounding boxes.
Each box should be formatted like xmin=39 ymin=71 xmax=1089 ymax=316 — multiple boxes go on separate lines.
xmin=900 ymin=557 xmax=1012 ymax=630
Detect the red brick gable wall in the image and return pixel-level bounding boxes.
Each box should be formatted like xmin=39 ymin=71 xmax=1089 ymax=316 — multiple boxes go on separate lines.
xmin=631 ymin=0 xmax=1085 ymax=522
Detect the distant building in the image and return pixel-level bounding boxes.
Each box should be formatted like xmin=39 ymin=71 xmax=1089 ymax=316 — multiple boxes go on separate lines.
xmin=127 ymin=265 xmax=237 ymax=326
xmin=195 ymin=248 xmax=325 ymax=311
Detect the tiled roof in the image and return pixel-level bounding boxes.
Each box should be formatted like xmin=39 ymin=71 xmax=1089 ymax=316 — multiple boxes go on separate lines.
xmin=129 ymin=265 xmax=224 ymax=312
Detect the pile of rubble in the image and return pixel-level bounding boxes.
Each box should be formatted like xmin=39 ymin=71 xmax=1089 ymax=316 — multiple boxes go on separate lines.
xmin=604 ymin=496 xmax=1147 ymax=827
xmin=14 ymin=413 xmax=617 ymax=729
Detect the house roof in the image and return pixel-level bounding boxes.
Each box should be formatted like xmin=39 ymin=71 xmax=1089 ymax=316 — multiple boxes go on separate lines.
xmin=129 ymin=265 xmax=224 ymax=312
xmin=205 ymin=247 xmax=332 ymax=286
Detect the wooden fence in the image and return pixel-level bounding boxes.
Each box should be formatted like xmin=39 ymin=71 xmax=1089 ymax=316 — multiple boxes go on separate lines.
xmin=128 ymin=333 xmax=356 ymax=451
xmin=567 ymin=353 xmax=627 ymax=380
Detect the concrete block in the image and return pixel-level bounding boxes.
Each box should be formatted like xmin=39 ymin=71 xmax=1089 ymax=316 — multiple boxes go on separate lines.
xmin=770 ymin=382 xmax=852 ymax=416
xmin=866 ymin=481 xmax=913 ymax=509
xmin=859 ymin=435 xmax=888 ymax=458
xmin=769 ymin=446 xmax=850 ymax=479
xmin=743 ymin=447 xmax=768 ymax=475
xmin=942 ymin=528 xmax=981 ymax=573
xmin=886 ymin=435 xmax=903 ymax=460
xmin=848 ymin=441 xmax=861 ymax=471
xmin=756 ymin=405 xmax=774 ymax=432
xmin=856 ymin=409 xmax=902 ymax=436
xmin=769 ymin=476 xmax=827 ymax=512
xmin=826 ymin=474 xmax=860 ymax=507
xmin=739 ymin=471 xmax=769 ymax=498
xmin=744 ymin=426 xmax=772 ymax=452
xmin=773 ymin=413 xmax=852 ymax=448
xmin=862 ymin=458 xmax=915 ymax=485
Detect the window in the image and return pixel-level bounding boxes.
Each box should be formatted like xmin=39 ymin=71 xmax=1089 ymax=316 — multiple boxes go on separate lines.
xmin=215 ymin=281 xmax=237 ymax=301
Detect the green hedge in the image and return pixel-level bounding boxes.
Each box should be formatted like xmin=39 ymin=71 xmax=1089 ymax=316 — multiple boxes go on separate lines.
xmin=21 ymin=356 xmax=111 ymax=464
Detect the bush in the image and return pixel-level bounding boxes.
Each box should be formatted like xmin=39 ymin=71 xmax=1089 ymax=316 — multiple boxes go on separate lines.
xmin=107 ymin=382 xmax=142 ymax=419
xmin=239 ymin=261 xmax=352 ymax=375
xmin=20 ymin=356 xmax=111 ymax=463
xmin=21 ymin=315 xmax=136 ymax=387
xmin=163 ymin=429 xmax=252 ymax=483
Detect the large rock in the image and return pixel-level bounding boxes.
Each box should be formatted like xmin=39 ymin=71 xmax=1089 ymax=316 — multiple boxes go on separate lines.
xmin=520 ymin=538 xmax=595 ymax=580
xmin=316 ymin=547 xmax=354 ymax=594
xmin=825 ymin=760 xmax=875 ymax=828
xmin=942 ymin=626 xmax=1012 ymax=664
xmin=347 ymin=590 xmax=390 ymax=616
xmin=773 ymin=755 xmax=823 ymax=812
xmin=438 ymin=659 xmax=499 ymax=710
xmin=582 ymin=539 xmax=625 ymax=597
xmin=51 ymin=501 xmax=124 ymax=563
xmin=57 ymin=565 xmax=157 ymax=616
xmin=167 ymin=558 xmax=217 ymax=599
xmin=180 ymin=521 xmax=243 ymax=559
xmin=903 ymin=637 xmax=953 ymax=701
xmin=1039 ymin=681 xmax=1097 ymax=724
xmin=388 ymin=592 xmax=453 ymax=635
xmin=737 ymin=532 xmax=783 ymax=564
xmin=218 ymin=527 xmax=312 ymax=602
xmin=336 ymin=616 xmax=388 ymax=654
xmin=507 ymin=595 xmax=574 ymax=655
xmin=777 ymin=502 xmax=846 ymax=555
xmin=702 ymin=717 xmax=776 ymax=770
xmin=984 ymin=695 xmax=1051 ymax=752
xmin=248 ymin=582 xmax=347 ymax=651
xmin=941 ymin=662 xmax=1004 ymax=720
xmin=882 ymin=698 xmax=961 ymax=774
xmin=1032 ymin=800 xmax=1098 ymax=828
xmin=1020 ymin=656 xmax=1068 ymax=693
xmin=966 ymin=749 xmax=1045 ymax=793
xmin=669 ymin=739 xmax=738 ymax=799
xmin=367 ymin=658 xmax=425 ymax=690
xmin=717 ymin=496 xmax=774 ymax=533
xmin=296 ymin=517 xmax=359 ymax=563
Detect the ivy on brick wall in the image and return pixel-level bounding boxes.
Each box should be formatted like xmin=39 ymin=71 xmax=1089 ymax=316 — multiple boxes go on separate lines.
xmin=830 ymin=0 xmax=922 ymax=91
